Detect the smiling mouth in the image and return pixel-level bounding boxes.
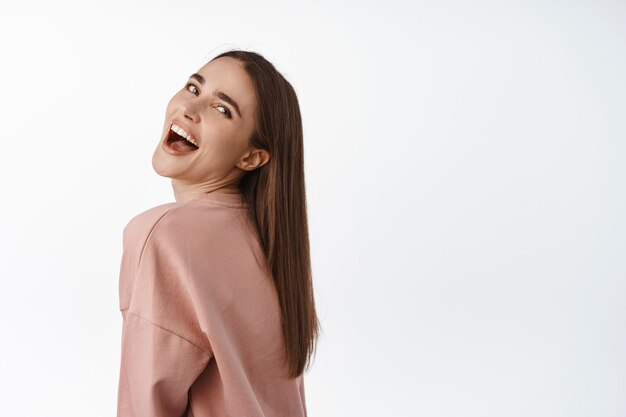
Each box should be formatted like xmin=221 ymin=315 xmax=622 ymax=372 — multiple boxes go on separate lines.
xmin=166 ymin=127 xmax=199 ymax=153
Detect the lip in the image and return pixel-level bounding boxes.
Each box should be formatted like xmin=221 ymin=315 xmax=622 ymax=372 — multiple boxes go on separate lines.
xmin=161 ymin=119 xmax=200 ymax=155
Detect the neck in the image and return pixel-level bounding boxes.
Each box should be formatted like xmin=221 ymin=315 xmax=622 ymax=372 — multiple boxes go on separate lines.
xmin=171 ymin=179 xmax=242 ymax=203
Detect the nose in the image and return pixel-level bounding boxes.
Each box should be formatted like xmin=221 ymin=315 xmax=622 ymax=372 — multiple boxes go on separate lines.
xmin=181 ymin=99 xmax=201 ymax=123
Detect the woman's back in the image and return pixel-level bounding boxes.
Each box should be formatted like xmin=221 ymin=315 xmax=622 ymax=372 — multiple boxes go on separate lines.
xmin=117 ymin=191 xmax=307 ymax=417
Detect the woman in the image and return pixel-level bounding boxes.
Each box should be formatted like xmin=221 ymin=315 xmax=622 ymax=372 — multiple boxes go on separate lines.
xmin=116 ymin=49 xmax=320 ymax=417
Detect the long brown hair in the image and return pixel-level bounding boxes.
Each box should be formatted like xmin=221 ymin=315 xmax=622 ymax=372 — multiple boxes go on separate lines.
xmin=210 ymin=49 xmax=320 ymax=378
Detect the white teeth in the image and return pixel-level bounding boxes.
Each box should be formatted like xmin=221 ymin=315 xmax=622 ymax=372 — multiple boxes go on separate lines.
xmin=170 ymin=123 xmax=199 ymax=147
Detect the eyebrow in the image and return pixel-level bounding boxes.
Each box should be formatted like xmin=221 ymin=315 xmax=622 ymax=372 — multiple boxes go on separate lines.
xmin=189 ymin=73 xmax=242 ymax=118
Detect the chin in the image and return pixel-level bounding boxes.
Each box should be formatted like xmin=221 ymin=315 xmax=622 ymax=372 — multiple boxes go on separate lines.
xmin=151 ymin=148 xmax=172 ymax=178
xmin=151 ymin=164 xmax=168 ymax=178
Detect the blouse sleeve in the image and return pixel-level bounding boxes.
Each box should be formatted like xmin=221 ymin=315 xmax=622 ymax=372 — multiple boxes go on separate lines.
xmin=117 ymin=213 xmax=214 ymax=417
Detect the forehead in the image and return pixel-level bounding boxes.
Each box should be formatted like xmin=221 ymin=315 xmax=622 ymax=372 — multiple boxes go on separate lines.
xmin=195 ymin=57 xmax=257 ymax=119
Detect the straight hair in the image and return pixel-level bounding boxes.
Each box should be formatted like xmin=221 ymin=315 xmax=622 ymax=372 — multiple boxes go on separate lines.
xmin=210 ymin=49 xmax=320 ymax=378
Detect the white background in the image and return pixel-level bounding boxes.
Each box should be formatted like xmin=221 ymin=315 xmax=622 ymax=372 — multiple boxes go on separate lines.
xmin=0 ymin=1 xmax=624 ymax=416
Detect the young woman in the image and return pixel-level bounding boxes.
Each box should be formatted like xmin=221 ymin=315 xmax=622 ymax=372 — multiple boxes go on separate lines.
xmin=116 ymin=49 xmax=320 ymax=417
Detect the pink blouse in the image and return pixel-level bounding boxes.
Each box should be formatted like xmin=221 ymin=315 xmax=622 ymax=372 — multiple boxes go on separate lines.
xmin=116 ymin=192 xmax=307 ymax=416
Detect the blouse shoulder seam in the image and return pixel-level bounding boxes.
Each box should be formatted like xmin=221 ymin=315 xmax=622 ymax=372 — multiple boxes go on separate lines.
xmin=136 ymin=203 xmax=193 ymax=267
xmin=125 ymin=310 xmax=212 ymax=357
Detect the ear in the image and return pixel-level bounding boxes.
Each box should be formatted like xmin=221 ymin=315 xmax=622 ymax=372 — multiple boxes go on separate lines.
xmin=236 ymin=148 xmax=271 ymax=171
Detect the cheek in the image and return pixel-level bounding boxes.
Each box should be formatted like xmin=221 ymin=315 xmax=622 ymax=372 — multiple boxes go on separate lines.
xmin=200 ymin=132 xmax=248 ymax=162
xmin=165 ymin=95 xmax=180 ymax=116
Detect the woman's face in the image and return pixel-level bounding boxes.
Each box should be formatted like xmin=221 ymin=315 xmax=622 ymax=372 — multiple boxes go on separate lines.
xmin=152 ymin=56 xmax=259 ymax=189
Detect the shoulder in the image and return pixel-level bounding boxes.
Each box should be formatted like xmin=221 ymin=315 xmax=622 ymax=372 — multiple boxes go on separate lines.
xmin=127 ymin=199 xmax=246 ymax=255
xmin=153 ymin=199 xmax=240 ymax=236
xmin=122 ymin=201 xmax=179 ymax=246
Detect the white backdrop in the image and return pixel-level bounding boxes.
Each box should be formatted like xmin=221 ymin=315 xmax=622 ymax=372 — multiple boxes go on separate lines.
xmin=0 ymin=1 xmax=624 ymax=416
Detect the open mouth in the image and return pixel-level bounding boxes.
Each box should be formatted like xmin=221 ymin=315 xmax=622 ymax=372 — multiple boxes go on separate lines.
xmin=165 ymin=126 xmax=199 ymax=153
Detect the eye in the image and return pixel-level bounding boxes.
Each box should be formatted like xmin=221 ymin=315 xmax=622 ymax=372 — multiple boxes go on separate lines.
xmin=216 ymin=104 xmax=233 ymax=119
xmin=185 ymin=82 xmax=199 ymax=95
xmin=184 ymin=82 xmax=232 ymax=119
